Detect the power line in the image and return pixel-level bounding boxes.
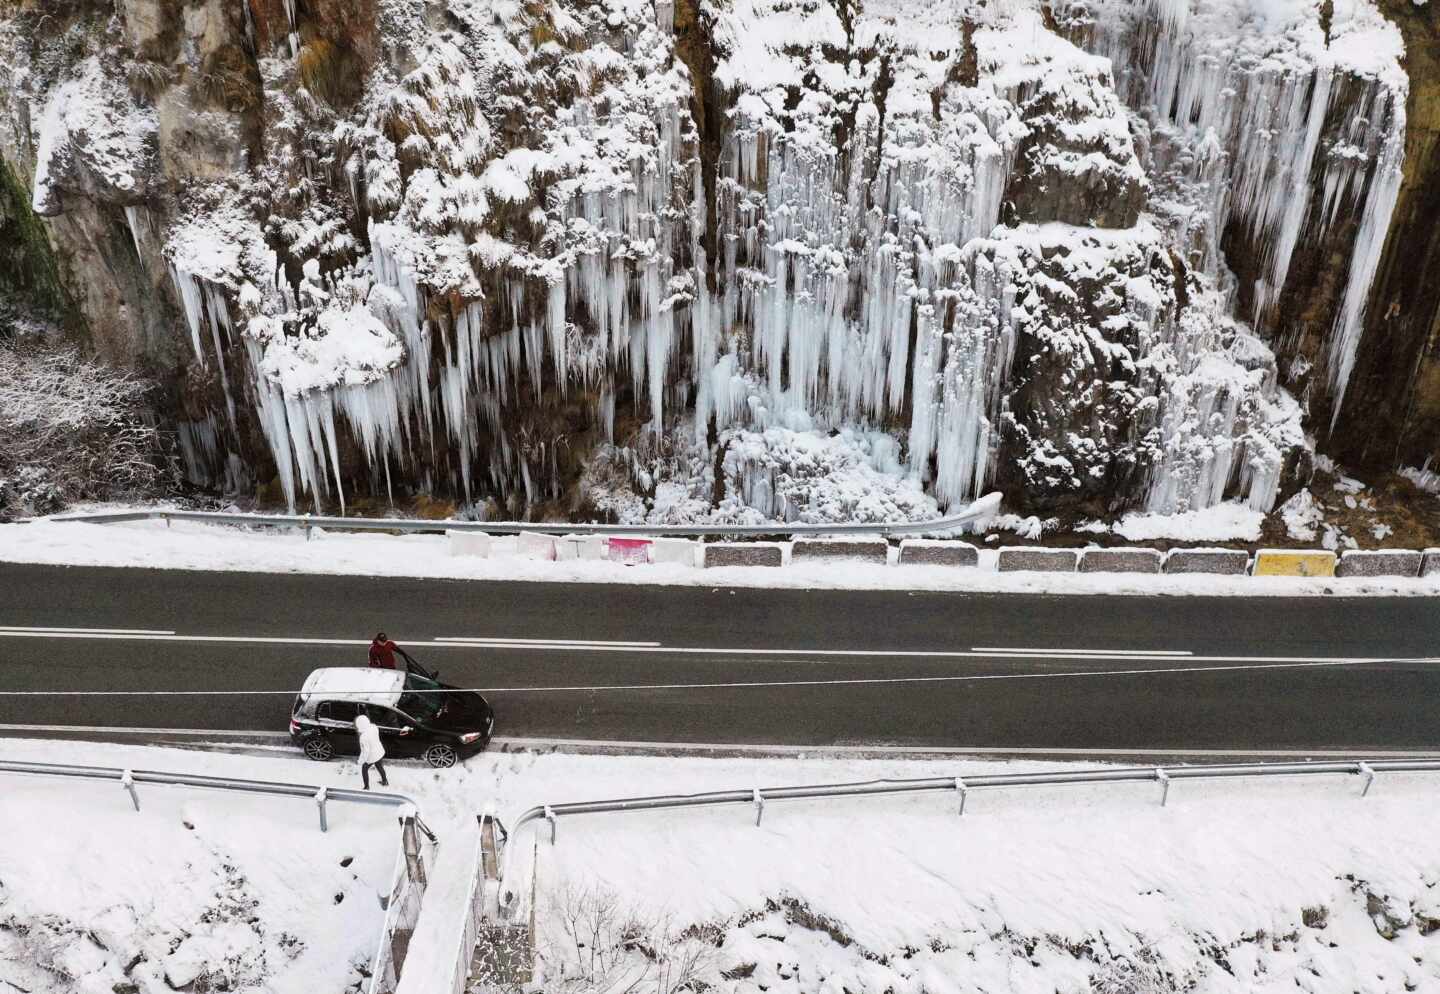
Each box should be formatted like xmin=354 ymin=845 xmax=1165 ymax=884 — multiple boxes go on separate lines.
xmin=0 ymin=655 xmax=1394 ymax=697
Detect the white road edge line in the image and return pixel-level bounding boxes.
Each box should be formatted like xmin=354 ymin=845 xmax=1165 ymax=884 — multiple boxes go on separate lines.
xmin=0 ymin=625 xmax=176 ymax=635
xmin=434 ymin=637 xmax=662 ymax=647
xmin=489 ymin=736 xmax=1440 ymax=759
xmin=0 ymin=722 xmax=289 ymax=737
xmin=972 ymin=647 xmax=1192 ymax=657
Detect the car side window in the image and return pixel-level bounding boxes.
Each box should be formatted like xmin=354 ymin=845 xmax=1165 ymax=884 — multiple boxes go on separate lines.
xmin=318 ymin=700 xmax=360 ymax=723
xmin=365 ymin=705 xmax=410 ymax=730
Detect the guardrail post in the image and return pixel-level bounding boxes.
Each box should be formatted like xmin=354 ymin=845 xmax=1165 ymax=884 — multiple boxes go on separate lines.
xmin=753 ymin=788 xmax=765 ymax=826
xmin=400 ymin=810 xmax=427 ymax=886
xmin=1155 ymin=768 xmax=1170 ymax=807
xmin=544 ymin=805 xmax=557 ymax=844
xmin=954 ymin=777 xmax=968 ymax=816
xmin=120 ymin=770 xmax=140 ymax=811
xmin=315 ymin=786 xmax=328 ymax=831
xmin=1357 ymin=762 xmax=1377 ymax=797
xmin=303 ymin=514 xmax=314 ymax=541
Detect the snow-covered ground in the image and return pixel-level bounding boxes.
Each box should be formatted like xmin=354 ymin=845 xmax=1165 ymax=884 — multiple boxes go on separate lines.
xmin=0 ymin=753 xmax=398 ymax=993
xmin=3 ymin=516 xmax=1438 ymax=597
xmin=2 ymin=737 xmax=1438 ymax=994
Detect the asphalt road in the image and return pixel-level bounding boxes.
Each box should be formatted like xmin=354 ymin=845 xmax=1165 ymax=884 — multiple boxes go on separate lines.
xmin=0 ymin=562 xmax=1437 ymax=752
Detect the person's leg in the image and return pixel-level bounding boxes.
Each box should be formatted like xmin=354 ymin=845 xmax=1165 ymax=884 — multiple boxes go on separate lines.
xmin=375 ymin=759 xmax=389 ymax=786
xmin=361 ymin=762 xmax=371 ymax=790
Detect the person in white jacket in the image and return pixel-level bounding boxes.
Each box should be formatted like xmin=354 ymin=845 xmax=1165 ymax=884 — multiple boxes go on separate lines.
xmin=354 ymin=713 xmax=389 ymax=790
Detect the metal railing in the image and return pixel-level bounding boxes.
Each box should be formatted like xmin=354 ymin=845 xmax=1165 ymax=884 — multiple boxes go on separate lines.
xmin=47 ymin=492 xmax=1001 ymax=539
xmin=495 ymin=757 xmax=1440 ymax=912
xmin=0 ymin=759 xmax=409 ymax=827
xmin=0 ymin=761 xmax=434 ymax=994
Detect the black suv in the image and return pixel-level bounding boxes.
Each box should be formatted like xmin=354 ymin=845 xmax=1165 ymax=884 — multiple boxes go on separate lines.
xmin=290 ymin=666 xmax=495 ymax=769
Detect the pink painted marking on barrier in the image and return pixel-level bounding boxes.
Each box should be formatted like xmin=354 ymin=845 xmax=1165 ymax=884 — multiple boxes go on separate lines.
xmin=607 ymin=538 xmax=652 ymax=566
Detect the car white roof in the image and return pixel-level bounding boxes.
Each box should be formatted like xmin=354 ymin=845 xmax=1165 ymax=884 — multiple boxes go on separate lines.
xmin=300 ymin=667 xmax=404 ymax=707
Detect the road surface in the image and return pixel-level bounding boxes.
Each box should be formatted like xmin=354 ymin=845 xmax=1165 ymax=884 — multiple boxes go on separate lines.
xmin=0 ymin=563 xmax=1436 ymax=753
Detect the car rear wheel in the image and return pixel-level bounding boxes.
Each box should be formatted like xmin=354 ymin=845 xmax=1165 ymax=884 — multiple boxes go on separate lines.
xmin=303 ymin=737 xmax=335 ymax=762
xmin=423 ymin=743 xmax=458 ymax=769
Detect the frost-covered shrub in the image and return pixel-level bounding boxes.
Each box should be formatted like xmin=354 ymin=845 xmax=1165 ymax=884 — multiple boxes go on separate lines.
xmin=1090 ymin=948 xmax=1178 ymax=994
xmin=539 ymin=885 xmax=712 ymax=994
xmin=0 ymin=346 xmax=168 ymax=518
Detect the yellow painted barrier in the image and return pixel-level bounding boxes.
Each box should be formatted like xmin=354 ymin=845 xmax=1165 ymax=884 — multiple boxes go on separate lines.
xmin=1252 ymin=549 xmax=1337 ymax=577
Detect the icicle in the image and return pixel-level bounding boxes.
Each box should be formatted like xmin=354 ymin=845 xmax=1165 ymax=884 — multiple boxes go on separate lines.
xmin=282 ymin=0 xmax=299 ymax=57
xmin=124 ymin=205 xmax=149 ymax=259
xmin=1328 ymin=123 xmax=1405 ymax=427
xmin=167 ymin=265 xmax=208 ymax=365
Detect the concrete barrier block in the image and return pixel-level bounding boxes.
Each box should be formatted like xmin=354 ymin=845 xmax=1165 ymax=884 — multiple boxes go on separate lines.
xmin=1422 ymin=549 xmax=1440 ymax=577
xmin=489 ymin=535 xmax=519 ymax=558
xmin=791 ymin=538 xmax=888 ymax=564
xmin=553 ymin=535 xmax=607 ymax=561
xmin=447 ymin=530 xmax=490 ymax=558
xmin=1252 ymin=549 xmax=1336 ymax=577
xmin=998 ymin=547 xmax=1078 ymax=573
xmin=650 ymin=538 xmax=699 ymax=567
xmin=1163 ymin=548 xmax=1249 ymax=575
xmin=516 ymin=531 xmax=556 ymax=561
xmin=608 ymin=537 xmax=653 ymax=565
xmin=1336 ymin=550 xmax=1422 ymax=578
xmin=1079 ymin=547 xmax=1162 ymax=573
xmin=898 ymin=539 xmax=979 ymax=567
xmin=703 ymin=543 xmax=783 ymax=568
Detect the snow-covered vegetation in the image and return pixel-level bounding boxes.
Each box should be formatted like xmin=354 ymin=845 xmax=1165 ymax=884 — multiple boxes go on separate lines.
xmin=0 ymin=345 xmax=169 ymax=519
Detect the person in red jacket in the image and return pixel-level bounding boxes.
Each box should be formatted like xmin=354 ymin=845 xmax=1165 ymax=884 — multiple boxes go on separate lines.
xmin=368 ymin=632 xmax=415 ymax=670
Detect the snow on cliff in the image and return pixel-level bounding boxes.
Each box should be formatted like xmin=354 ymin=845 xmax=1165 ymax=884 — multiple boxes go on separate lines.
xmin=30 ymin=57 xmax=157 ymax=216
xmin=11 ymin=0 xmax=1403 ymax=522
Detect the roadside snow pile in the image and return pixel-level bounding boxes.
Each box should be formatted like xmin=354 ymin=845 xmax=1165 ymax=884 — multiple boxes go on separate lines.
xmin=1400 ymin=465 xmax=1440 ymax=495
xmin=1111 ymin=502 xmax=1266 ymax=542
xmin=0 ymin=774 xmax=397 ymax=994
xmin=1277 ymin=486 xmax=1359 ymax=550
xmin=1280 ymin=489 xmax=1326 ymax=542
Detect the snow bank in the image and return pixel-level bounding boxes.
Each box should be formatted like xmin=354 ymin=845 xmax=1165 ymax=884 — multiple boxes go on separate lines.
xmin=0 ymin=766 xmax=396 ymax=993
xmin=1112 ymin=502 xmax=1266 ymax=542
xmin=5 ymin=516 xmax=1440 ymax=597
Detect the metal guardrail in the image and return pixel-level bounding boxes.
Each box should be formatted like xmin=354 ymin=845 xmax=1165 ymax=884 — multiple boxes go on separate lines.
xmin=47 ymin=492 xmax=1002 ymax=538
xmin=0 ymin=760 xmax=433 ymax=994
xmin=495 ymin=758 xmax=1440 ymax=912
xmin=0 ymin=759 xmax=410 ymax=827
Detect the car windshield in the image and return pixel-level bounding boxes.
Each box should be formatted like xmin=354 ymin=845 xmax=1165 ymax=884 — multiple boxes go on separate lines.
xmin=399 ymin=672 xmax=444 ymax=722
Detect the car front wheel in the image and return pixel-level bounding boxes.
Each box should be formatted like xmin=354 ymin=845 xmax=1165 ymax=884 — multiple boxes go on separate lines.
xmin=423 ymin=743 xmax=458 ymax=769
xmin=303 ymin=737 xmax=335 ymax=762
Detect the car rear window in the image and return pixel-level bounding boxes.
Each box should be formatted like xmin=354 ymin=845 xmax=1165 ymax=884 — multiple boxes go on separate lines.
xmin=317 ymin=700 xmax=360 ymax=722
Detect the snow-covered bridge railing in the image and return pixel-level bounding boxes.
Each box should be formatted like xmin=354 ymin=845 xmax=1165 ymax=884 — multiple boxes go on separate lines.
xmin=46 ymin=492 xmax=1002 ymax=538
xmin=493 ymin=758 xmax=1440 ymax=916
xmin=0 ymin=760 xmax=436 ymax=994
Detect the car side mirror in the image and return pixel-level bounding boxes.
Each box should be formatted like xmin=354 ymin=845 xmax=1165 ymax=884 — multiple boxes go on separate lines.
xmin=401 ymin=726 xmax=413 ymax=735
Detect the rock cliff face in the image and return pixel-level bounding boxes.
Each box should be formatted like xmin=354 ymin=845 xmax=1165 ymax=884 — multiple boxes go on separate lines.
xmin=0 ymin=0 xmax=1432 ymax=521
